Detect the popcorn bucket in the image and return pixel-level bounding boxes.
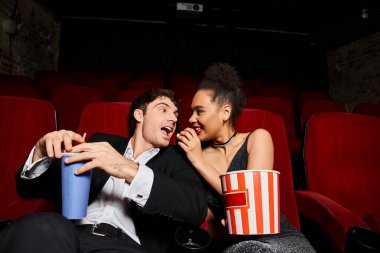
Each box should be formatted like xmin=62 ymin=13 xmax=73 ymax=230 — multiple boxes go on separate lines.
xmin=220 ymin=170 xmax=280 ymax=235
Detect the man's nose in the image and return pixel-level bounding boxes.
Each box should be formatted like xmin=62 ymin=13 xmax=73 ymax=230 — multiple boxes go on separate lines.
xmin=169 ymin=112 xmax=178 ymax=122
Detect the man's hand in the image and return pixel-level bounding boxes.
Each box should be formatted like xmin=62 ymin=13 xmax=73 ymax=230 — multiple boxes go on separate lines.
xmin=33 ymin=130 xmax=85 ymax=162
xmin=67 ymin=142 xmax=139 ymax=183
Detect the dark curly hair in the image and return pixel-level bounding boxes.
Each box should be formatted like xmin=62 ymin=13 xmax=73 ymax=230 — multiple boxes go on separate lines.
xmin=128 ymin=88 xmax=180 ymax=135
xmin=198 ymin=63 xmax=245 ymax=125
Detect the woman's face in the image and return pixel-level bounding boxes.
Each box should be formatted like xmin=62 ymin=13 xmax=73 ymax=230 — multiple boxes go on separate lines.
xmin=189 ymin=90 xmax=225 ymax=141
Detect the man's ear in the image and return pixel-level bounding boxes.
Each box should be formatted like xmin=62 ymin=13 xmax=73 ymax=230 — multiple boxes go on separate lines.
xmin=222 ymin=103 xmax=232 ymax=122
xmin=134 ymin=109 xmax=144 ymax=123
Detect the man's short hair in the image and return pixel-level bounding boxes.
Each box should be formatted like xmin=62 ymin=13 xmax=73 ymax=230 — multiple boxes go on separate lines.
xmin=128 ymin=89 xmax=180 ymax=136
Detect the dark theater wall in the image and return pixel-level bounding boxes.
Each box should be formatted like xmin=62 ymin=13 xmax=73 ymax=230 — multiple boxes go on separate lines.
xmin=328 ymin=31 xmax=380 ymax=111
xmin=0 ymin=0 xmax=60 ymax=76
xmin=58 ymin=18 xmax=328 ymax=91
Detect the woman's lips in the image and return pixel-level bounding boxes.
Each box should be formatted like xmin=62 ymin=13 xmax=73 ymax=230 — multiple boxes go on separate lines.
xmin=194 ymin=127 xmax=203 ymax=135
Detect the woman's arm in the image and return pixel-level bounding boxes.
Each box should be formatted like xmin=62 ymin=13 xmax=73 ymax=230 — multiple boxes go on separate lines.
xmin=246 ymin=128 xmax=274 ymax=171
xmin=177 ymin=128 xmax=225 ymax=194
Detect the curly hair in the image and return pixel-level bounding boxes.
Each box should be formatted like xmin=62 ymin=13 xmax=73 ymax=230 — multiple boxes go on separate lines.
xmin=198 ymin=63 xmax=245 ymax=125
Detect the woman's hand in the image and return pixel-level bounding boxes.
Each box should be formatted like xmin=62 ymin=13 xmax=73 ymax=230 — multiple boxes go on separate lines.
xmin=177 ymin=128 xmax=204 ymax=168
xmin=34 ymin=130 xmax=85 ymax=162
xmin=66 ymin=142 xmax=139 ymax=183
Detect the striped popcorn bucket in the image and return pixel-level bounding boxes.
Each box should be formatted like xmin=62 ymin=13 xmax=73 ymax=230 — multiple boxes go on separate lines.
xmin=220 ymin=170 xmax=280 ymax=235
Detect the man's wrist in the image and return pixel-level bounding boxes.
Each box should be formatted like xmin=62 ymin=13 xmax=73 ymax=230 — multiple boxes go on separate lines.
xmin=124 ymin=160 xmax=139 ymax=183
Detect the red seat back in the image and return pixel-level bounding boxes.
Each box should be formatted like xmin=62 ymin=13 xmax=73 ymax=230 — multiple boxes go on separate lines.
xmin=0 ymin=84 xmax=40 ymax=98
xmin=354 ymin=103 xmax=380 ymax=117
xmin=0 ymin=96 xmax=56 ymax=219
xmin=78 ymin=102 xmax=132 ymax=139
xmin=260 ymin=87 xmax=294 ymax=102
xmin=0 ymin=74 xmax=33 ymax=86
xmin=304 ymin=112 xmax=380 ymax=218
xmin=245 ymin=96 xmax=300 ymax=157
xmin=128 ymin=80 xmax=165 ymax=89
xmin=298 ymin=91 xmax=331 ymax=109
xmin=82 ymin=79 xmax=122 ymax=101
xmin=117 ymin=88 xmax=150 ymax=102
xmin=50 ymin=85 xmax=104 ymax=131
xmin=170 ymin=73 xmax=196 ymax=88
xmin=235 ymin=108 xmax=300 ymax=229
xmin=300 ymin=100 xmax=346 ymax=133
xmin=37 ymin=76 xmax=77 ymax=99
xmin=172 ymin=82 xmax=198 ymax=98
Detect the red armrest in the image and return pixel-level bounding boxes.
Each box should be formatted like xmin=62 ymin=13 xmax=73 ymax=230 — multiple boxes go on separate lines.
xmin=0 ymin=198 xmax=56 ymax=220
xmin=295 ymin=190 xmax=369 ymax=252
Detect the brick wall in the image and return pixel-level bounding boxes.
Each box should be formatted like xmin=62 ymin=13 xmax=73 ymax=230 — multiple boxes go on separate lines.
xmin=0 ymin=0 xmax=60 ymax=77
xmin=327 ymin=31 xmax=380 ymax=111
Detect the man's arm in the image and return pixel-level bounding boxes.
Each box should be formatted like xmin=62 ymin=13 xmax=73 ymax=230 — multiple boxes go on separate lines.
xmin=16 ymin=156 xmax=62 ymax=203
xmin=142 ymin=146 xmax=208 ymax=226
xmin=16 ymin=130 xmax=86 ymax=201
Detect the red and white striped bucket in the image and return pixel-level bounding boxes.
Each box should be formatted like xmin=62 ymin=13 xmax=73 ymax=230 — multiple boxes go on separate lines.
xmin=220 ymin=170 xmax=280 ymax=235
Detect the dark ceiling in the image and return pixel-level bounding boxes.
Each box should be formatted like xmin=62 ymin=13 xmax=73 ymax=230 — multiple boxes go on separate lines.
xmin=38 ymin=0 xmax=380 ymax=43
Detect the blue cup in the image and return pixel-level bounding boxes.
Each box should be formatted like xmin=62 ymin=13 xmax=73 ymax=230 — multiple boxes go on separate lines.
xmin=61 ymin=153 xmax=92 ymax=219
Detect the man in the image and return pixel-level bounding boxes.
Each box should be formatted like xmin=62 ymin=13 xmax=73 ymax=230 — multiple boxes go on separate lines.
xmin=0 ymin=89 xmax=208 ymax=253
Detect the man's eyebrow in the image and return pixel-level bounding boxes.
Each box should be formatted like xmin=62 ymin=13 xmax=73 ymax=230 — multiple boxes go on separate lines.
xmin=154 ymin=102 xmax=170 ymax=108
xmin=155 ymin=102 xmax=179 ymax=114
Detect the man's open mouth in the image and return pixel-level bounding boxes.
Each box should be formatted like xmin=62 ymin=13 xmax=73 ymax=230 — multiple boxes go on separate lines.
xmin=161 ymin=126 xmax=174 ymax=138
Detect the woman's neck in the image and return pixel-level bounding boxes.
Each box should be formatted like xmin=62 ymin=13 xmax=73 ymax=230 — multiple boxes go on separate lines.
xmin=212 ymin=128 xmax=236 ymax=148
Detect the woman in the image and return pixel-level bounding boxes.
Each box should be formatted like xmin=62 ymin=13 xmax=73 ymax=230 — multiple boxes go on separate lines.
xmin=177 ymin=63 xmax=315 ymax=252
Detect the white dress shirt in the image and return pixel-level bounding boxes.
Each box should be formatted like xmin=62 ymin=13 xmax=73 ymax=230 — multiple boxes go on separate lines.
xmin=21 ymin=138 xmax=159 ymax=244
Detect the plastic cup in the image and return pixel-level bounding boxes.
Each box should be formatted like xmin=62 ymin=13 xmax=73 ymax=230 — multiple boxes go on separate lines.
xmin=61 ymin=153 xmax=91 ymax=219
xmin=220 ymin=170 xmax=280 ymax=235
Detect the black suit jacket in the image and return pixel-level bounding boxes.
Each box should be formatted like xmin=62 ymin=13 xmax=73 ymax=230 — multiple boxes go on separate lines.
xmin=16 ymin=133 xmax=208 ymax=253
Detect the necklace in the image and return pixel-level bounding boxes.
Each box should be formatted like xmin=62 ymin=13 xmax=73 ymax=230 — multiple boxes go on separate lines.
xmin=212 ymin=132 xmax=237 ymax=148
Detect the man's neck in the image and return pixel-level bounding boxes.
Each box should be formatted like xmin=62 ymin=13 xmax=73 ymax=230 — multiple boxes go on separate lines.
xmin=130 ymin=135 xmax=156 ymax=159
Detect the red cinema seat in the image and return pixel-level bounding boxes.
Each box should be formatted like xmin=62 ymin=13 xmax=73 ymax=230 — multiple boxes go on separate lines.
xmin=354 ymin=103 xmax=380 ymax=117
xmin=128 ymin=80 xmax=165 ymax=90
xmin=0 ymin=74 xmax=33 ymax=86
xmin=37 ymin=76 xmax=77 ymax=100
xmin=117 ymin=88 xmax=150 ymax=102
xmin=0 ymin=96 xmax=57 ymax=219
xmin=49 ymin=85 xmax=104 ymax=131
xmin=245 ymin=96 xmax=300 ymax=158
xmin=0 ymin=84 xmax=40 ymax=98
xmin=298 ymin=91 xmax=331 ymax=109
xmin=78 ymin=102 xmax=132 ymax=140
xmin=299 ymin=100 xmax=346 ymax=134
xmin=260 ymin=87 xmax=295 ymax=102
xmin=82 ymin=79 xmax=122 ymax=101
xmin=235 ymin=108 xmax=300 ymax=230
xmin=296 ymin=112 xmax=380 ymax=252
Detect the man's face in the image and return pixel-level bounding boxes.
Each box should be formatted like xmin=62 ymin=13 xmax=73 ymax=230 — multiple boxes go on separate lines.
xmin=140 ymin=96 xmax=178 ymax=148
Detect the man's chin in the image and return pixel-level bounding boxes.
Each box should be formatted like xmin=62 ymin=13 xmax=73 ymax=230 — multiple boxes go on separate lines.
xmin=157 ymin=138 xmax=171 ymax=147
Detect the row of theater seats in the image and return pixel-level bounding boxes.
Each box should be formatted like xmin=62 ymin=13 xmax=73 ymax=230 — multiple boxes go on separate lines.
xmin=1 ymin=95 xmax=379 ymax=252
xmin=2 ymin=73 xmax=379 ymax=156
xmin=0 ymin=96 xmax=299 ymax=231
xmin=0 ymin=71 xmax=193 ymax=101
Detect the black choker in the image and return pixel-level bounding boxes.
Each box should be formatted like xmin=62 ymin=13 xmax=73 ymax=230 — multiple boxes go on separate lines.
xmin=212 ymin=132 xmax=237 ymax=147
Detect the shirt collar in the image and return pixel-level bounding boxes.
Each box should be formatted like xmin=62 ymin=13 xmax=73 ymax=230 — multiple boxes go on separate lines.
xmin=124 ymin=137 xmax=160 ymax=164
